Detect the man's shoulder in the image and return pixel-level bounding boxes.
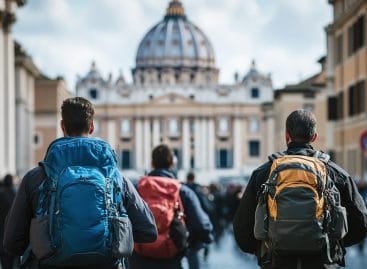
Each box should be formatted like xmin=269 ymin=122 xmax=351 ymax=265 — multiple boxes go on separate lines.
xmin=22 ymin=166 xmax=46 ymax=192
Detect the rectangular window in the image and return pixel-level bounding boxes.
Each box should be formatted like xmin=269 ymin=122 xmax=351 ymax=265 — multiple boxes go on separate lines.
xmin=249 ymin=140 xmax=260 ymax=157
xmin=335 ymin=34 xmax=343 ymax=64
xmin=337 ymin=91 xmax=344 ymax=119
xmin=169 ymin=118 xmax=179 ymax=136
xmin=251 ymin=88 xmax=260 ymax=98
xmin=328 ymin=96 xmax=338 ymax=120
xmin=173 ymin=148 xmax=182 ymax=169
xmin=250 ymin=118 xmax=260 ymax=133
xmin=120 ymin=119 xmax=131 ymax=136
xmin=216 ymin=149 xmax=233 ymax=168
xmin=348 ymin=15 xmax=365 ymax=56
xmin=348 ymin=85 xmax=356 ymax=116
xmin=357 ymin=80 xmax=366 ymax=113
xmin=348 ymin=80 xmax=365 ymax=116
xmin=121 ymin=150 xmax=132 ymax=169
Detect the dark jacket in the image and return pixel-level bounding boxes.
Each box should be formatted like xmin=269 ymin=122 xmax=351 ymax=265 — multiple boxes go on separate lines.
xmin=130 ymin=169 xmax=213 ymax=269
xmin=233 ymin=142 xmax=367 ymax=269
xmin=3 ymin=166 xmax=157 ymax=269
xmin=0 ymin=184 xmax=15 ymax=254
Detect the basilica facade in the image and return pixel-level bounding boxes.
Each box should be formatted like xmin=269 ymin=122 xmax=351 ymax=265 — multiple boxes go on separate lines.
xmin=76 ymin=0 xmax=275 ymax=182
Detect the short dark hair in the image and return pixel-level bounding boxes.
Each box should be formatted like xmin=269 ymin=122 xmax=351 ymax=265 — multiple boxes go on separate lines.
xmin=152 ymin=144 xmax=174 ymax=169
xmin=3 ymin=174 xmax=13 ymax=188
xmin=187 ymin=172 xmax=195 ymax=182
xmin=286 ymin=109 xmax=317 ymax=143
xmin=61 ymin=97 xmax=94 ymax=136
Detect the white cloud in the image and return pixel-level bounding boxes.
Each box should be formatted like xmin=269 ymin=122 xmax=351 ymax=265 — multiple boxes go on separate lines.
xmin=13 ymin=0 xmax=332 ymax=90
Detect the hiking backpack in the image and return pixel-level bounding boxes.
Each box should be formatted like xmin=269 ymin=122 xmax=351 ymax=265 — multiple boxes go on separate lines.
xmin=254 ymin=151 xmax=348 ymax=261
xmin=30 ymin=137 xmax=133 ymax=267
xmin=134 ymin=176 xmax=189 ymax=259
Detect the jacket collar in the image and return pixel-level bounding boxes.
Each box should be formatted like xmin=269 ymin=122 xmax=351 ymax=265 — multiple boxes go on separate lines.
xmin=148 ymin=168 xmax=177 ymax=179
xmin=286 ymin=142 xmax=315 ymax=156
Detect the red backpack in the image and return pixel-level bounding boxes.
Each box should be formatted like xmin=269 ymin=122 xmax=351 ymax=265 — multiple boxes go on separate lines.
xmin=134 ymin=176 xmax=188 ymax=259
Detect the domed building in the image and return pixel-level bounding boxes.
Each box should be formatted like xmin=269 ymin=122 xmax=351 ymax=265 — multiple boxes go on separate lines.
xmin=133 ymin=0 xmax=218 ymax=86
xmin=76 ymin=0 xmax=275 ymax=183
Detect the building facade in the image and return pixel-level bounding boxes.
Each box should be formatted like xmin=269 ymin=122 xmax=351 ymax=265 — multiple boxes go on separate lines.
xmin=76 ymin=0 xmax=275 ymax=183
xmin=34 ymin=77 xmax=71 ymax=164
xmin=274 ymin=58 xmax=328 ymax=153
xmin=15 ymin=41 xmax=39 ymax=177
xmin=326 ymin=0 xmax=367 ymax=181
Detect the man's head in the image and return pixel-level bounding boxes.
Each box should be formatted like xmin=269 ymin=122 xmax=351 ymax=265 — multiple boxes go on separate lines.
xmin=151 ymin=144 xmax=174 ymax=169
xmin=285 ymin=109 xmax=317 ymax=144
xmin=187 ymin=171 xmax=195 ymax=183
xmin=61 ymin=97 xmax=94 ymax=137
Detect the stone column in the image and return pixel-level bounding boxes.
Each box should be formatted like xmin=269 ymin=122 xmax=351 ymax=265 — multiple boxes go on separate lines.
xmin=194 ymin=117 xmax=201 ymax=169
xmin=152 ymin=118 xmax=160 ymax=147
xmin=182 ymin=117 xmax=190 ymax=170
xmin=0 ymin=22 xmax=5 ymax=174
xmin=201 ymin=118 xmax=208 ymax=168
xmin=143 ymin=118 xmax=151 ymax=171
xmin=265 ymin=115 xmax=275 ymax=157
xmin=208 ymin=117 xmax=215 ymax=169
xmin=134 ymin=119 xmax=143 ymax=171
xmin=4 ymin=19 xmax=16 ymax=173
xmin=107 ymin=119 xmax=116 ymax=150
xmin=233 ymin=117 xmax=242 ymax=170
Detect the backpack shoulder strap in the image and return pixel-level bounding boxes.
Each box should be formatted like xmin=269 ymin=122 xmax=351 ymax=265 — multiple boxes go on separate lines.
xmin=313 ymin=150 xmax=330 ymax=164
xmin=268 ymin=151 xmax=286 ymax=161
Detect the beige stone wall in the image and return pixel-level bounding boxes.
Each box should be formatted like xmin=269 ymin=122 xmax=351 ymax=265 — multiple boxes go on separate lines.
xmin=328 ymin=0 xmax=367 ymax=180
xmin=273 ymin=91 xmax=327 ymax=153
xmin=34 ymin=78 xmax=71 ymax=165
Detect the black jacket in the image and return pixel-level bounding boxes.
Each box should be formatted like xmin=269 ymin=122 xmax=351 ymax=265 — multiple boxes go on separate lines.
xmin=3 ymin=167 xmax=158 ymax=269
xmin=233 ymin=142 xmax=367 ymax=269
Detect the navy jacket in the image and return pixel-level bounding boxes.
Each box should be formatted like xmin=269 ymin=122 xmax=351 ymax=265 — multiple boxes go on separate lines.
xmin=3 ymin=166 xmax=157 ymax=269
xmin=130 ymin=169 xmax=213 ymax=269
xmin=233 ymin=142 xmax=367 ymax=269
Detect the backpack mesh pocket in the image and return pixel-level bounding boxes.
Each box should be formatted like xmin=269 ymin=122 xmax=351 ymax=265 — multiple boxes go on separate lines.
xmin=111 ymin=216 xmax=134 ymax=258
xmin=30 ymin=216 xmax=54 ymax=259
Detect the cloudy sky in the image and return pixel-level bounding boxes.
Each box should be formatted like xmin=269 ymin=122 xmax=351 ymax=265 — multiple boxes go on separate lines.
xmin=13 ymin=0 xmax=332 ymax=90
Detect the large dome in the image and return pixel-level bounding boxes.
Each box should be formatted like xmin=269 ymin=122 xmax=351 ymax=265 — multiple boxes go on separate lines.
xmin=135 ymin=0 xmax=216 ymax=70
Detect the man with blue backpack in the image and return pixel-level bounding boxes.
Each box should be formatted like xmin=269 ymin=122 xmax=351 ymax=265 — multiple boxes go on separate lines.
xmin=4 ymin=97 xmax=157 ymax=269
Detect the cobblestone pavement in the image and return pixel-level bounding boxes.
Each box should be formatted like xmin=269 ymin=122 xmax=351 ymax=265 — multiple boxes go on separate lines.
xmin=183 ymin=230 xmax=367 ymax=269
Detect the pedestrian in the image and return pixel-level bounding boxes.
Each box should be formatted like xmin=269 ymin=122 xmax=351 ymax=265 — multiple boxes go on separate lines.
xmin=185 ymin=172 xmax=214 ymax=268
xmin=233 ymin=109 xmax=367 ymax=269
xmin=130 ymin=144 xmax=213 ymax=269
xmin=0 ymin=174 xmax=17 ymax=269
xmin=3 ymin=97 xmax=157 ymax=269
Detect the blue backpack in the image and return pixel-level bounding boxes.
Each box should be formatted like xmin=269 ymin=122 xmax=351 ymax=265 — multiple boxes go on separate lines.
xmin=31 ymin=137 xmax=133 ymax=267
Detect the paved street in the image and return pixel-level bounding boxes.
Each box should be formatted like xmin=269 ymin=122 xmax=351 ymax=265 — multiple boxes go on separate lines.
xmin=183 ymin=229 xmax=367 ymax=269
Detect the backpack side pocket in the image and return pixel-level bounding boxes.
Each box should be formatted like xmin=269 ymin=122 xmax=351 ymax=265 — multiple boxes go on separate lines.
xmin=30 ymin=216 xmax=54 ymax=260
xmin=111 ymin=216 xmax=134 ymax=258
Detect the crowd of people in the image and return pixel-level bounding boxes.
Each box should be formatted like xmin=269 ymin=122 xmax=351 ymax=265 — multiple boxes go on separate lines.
xmin=0 ymin=98 xmax=366 ymax=269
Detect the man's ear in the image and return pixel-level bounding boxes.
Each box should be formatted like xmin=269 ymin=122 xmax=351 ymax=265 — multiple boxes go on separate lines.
xmin=89 ymin=121 xmax=94 ymax=135
xmin=310 ymin=133 xmax=318 ymax=143
xmin=285 ymin=131 xmax=291 ymax=145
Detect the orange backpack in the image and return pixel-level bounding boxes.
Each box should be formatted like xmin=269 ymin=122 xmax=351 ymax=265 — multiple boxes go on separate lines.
xmin=134 ymin=176 xmax=188 ymax=259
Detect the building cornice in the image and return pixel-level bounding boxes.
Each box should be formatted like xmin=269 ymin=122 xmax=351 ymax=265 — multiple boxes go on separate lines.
xmin=330 ymin=0 xmax=366 ymax=29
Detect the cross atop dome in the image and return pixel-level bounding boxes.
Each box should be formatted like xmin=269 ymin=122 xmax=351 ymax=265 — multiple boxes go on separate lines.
xmin=165 ymin=0 xmax=185 ymax=18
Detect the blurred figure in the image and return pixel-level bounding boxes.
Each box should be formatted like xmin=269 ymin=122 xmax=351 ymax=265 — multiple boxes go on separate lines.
xmin=184 ymin=172 xmax=214 ymax=269
xmin=225 ymin=184 xmax=243 ymax=226
xmin=208 ymin=183 xmax=225 ymax=243
xmin=356 ymin=178 xmax=367 ymax=252
xmin=0 ymin=174 xmax=16 ymax=269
